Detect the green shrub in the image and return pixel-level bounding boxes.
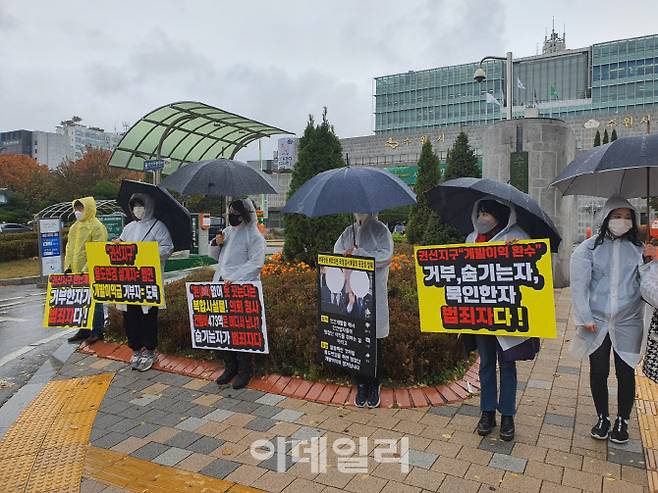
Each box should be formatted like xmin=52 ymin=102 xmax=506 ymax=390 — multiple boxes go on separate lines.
xmin=0 ymin=239 xmax=39 ymax=261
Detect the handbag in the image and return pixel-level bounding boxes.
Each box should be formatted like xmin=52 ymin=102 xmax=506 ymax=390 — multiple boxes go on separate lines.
xmin=497 ymin=337 xmax=541 ymax=362
xmin=642 ymin=309 xmax=658 ymax=384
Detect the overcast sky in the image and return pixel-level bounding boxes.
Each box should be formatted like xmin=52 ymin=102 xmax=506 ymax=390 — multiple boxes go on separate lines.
xmin=1 ymin=0 xmax=657 ymax=161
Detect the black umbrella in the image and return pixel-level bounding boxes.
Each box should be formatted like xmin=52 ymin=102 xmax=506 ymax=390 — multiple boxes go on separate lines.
xmin=117 ymin=180 xmax=192 ymax=252
xmin=425 ymin=177 xmax=562 ymax=253
xmin=160 ymin=158 xmax=278 ymax=197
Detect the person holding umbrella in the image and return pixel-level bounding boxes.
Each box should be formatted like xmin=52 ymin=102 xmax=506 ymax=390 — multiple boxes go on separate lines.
xmin=334 ymin=213 xmax=393 ymax=408
xmin=117 ymin=193 xmax=174 ymax=372
xmin=570 ymin=196 xmax=655 ymax=443
xmin=211 ymin=199 xmax=266 ymax=390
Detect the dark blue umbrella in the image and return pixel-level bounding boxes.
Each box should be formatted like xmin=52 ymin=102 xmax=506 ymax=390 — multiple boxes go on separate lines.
xmin=282 ymin=166 xmax=416 ymax=217
xmin=425 ymin=177 xmax=562 ymax=252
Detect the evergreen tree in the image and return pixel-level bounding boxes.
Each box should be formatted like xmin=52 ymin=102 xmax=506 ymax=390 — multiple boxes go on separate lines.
xmin=406 ymin=140 xmax=440 ymax=244
xmin=594 ymin=130 xmax=601 ymax=147
xmin=283 ymin=109 xmax=349 ymax=265
xmin=603 ymin=129 xmax=609 ymax=144
xmin=611 ymin=129 xmax=618 ymax=142
xmin=443 ymin=131 xmax=481 ymax=181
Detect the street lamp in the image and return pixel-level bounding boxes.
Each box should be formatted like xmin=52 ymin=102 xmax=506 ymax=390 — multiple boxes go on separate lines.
xmin=473 ymin=52 xmax=513 ymax=121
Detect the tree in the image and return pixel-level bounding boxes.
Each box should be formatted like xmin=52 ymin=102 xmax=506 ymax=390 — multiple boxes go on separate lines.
xmin=0 ymin=154 xmax=55 ymax=216
xmin=594 ymin=130 xmax=601 ymax=147
xmin=611 ymin=129 xmax=618 ymax=142
xmin=603 ymin=129 xmax=609 ymax=144
xmin=283 ymin=109 xmax=349 ymax=265
xmin=443 ymin=131 xmax=481 ymax=181
xmin=406 ymin=140 xmax=440 ymax=244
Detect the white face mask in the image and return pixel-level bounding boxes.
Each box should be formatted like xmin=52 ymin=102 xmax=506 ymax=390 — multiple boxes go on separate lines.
xmin=74 ymin=210 xmax=84 ymax=221
xmin=132 ymin=206 xmax=145 ymax=220
xmin=354 ymin=213 xmax=369 ymax=224
xmin=475 ymin=216 xmax=497 ymax=234
xmin=608 ymin=218 xmax=632 ymax=237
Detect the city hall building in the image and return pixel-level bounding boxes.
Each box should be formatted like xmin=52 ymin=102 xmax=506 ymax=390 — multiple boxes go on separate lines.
xmin=340 ymin=31 xmax=658 ymax=240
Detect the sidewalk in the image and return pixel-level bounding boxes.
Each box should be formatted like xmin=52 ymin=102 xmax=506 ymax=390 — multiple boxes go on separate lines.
xmin=0 ymin=289 xmax=654 ymax=493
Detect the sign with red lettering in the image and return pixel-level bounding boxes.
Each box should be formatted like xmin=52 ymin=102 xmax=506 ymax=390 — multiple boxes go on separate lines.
xmin=43 ymin=273 xmax=94 ymax=329
xmin=186 ymin=281 xmax=269 ymax=353
xmin=86 ymin=242 xmax=164 ymax=306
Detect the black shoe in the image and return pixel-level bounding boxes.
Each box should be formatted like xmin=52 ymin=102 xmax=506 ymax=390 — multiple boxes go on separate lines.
xmin=215 ymin=367 xmax=237 ymax=385
xmin=354 ymin=384 xmax=368 ymax=408
xmin=67 ymin=330 xmax=88 ymax=343
xmin=477 ymin=411 xmax=496 ymax=436
xmin=609 ymin=417 xmax=629 ymax=444
xmin=367 ymin=384 xmax=381 ymax=408
xmin=86 ymin=334 xmax=104 ymax=344
xmin=500 ymin=415 xmax=515 ymax=441
xmin=232 ymin=373 xmax=252 ymax=390
xmin=591 ymin=414 xmax=611 ymax=440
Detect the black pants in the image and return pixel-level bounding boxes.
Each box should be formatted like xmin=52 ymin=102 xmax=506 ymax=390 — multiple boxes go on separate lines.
xmin=124 ymin=305 xmax=158 ymax=351
xmin=589 ymin=334 xmax=635 ymax=420
xmin=356 ymin=338 xmax=384 ymax=386
xmin=219 ymin=351 xmax=253 ymax=378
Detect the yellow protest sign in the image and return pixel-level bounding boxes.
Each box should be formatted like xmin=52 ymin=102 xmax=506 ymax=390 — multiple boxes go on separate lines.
xmin=43 ymin=273 xmax=95 ymax=329
xmin=414 ymin=239 xmax=556 ymax=338
xmin=86 ymin=242 xmax=164 ymax=306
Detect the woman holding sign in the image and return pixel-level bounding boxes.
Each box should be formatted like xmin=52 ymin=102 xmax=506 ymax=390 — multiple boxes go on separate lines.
xmin=210 ymin=199 xmax=266 ymax=390
xmin=118 ymin=193 xmax=174 ymax=372
xmin=570 ymin=196 xmax=655 ymax=444
xmin=466 ymin=198 xmax=536 ymax=442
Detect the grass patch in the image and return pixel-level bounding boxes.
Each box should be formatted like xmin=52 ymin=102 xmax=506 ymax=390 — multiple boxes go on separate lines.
xmin=0 ymin=258 xmax=40 ymax=279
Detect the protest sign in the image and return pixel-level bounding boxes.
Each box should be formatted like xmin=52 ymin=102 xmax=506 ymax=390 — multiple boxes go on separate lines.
xmin=414 ymin=239 xmax=556 ymax=338
xmin=317 ymin=254 xmax=377 ymax=378
xmin=186 ymin=281 xmax=269 ymax=353
xmin=86 ymin=242 xmax=164 ymax=306
xmin=43 ymin=273 xmax=94 ymax=329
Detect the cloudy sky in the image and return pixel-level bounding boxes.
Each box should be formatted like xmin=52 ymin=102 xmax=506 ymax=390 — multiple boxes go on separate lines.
xmin=1 ymin=0 xmax=657 ymax=160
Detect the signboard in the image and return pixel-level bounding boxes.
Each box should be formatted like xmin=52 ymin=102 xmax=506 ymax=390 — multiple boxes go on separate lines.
xmin=143 ymin=159 xmax=168 ymax=171
xmin=276 ymin=138 xmax=297 ymax=170
xmin=186 ymin=281 xmax=269 ymax=353
xmin=414 ymin=239 xmax=556 ymax=338
xmin=43 ymin=273 xmax=94 ymax=329
xmin=39 ymin=218 xmax=62 ymax=276
xmin=86 ymin=242 xmax=164 ymax=306
xmin=317 ymin=254 xmax=376 ymax=378
xmin=651 ymin=218 xmax=658 ymax=240
xmin=190 ymin=214 xmax=199 ymax=254
xmin=509 ymin=152 xmax=529 ymax=194
xmin=98 ymin=214 xmax=124 ymax=241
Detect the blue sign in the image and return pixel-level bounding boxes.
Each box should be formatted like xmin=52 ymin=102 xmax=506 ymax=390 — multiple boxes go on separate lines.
xmin=40 ymin=232 xmax=61 ymax=257
xmin=143 ymin=159 xmax=167 ymax=171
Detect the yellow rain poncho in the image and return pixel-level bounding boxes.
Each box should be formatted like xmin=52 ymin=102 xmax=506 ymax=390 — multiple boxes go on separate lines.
xmin=64 ymin=196 xmax=108 ymax=273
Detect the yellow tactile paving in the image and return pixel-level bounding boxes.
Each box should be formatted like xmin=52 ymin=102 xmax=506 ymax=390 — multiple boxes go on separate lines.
xmin=0 ymin=373 xmax=113 ymax=493
xmin=634 ymin=372 xmax=658 ymax=488
xmin=84 ymin=446 xmax=266 ymax=493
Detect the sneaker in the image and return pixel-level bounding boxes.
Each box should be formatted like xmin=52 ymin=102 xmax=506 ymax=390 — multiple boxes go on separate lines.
xmin=130 ymin=351 xmax=142 ymax=370
xmin=232 ymin=373 xmax=252 ymax=390
xmin=67 ymin=330 xmax=88 ymax=343
xmin=215 ymin=367 xmax=237 ymax=385
xmin=367 ymin=384 xmax=381 ymax=408
xmin=591 ymin=415 xmax=611 ymax=440
xmin=86 ymin=333 xmax=104 ymax=344
xmin=609 ymin=417 xmax=629 ymax=444
xmin=477 ymin=411 xmax=496 ymax=436
xmin=354 ymin=384 xmax=368 ymax=408
xmin=137 ymin=350 xmax=156 ymax=372
xmin=499 ymin=415 xmax=515 ymax=441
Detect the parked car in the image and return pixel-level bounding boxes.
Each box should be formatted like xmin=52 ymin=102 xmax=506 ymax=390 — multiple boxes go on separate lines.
xmin=0 ymin=222 xmax=32 ymax=233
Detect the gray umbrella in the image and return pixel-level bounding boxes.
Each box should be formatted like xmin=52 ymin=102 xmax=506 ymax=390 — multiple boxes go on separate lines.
xmin=160 ymin=158 xmax=279 ymax=197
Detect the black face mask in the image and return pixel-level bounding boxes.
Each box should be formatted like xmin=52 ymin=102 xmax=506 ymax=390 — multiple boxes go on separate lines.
xmin=228 ymin=213 xmax=243 ymax=226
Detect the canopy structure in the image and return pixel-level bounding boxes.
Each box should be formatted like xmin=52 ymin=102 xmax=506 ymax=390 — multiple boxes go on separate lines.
xmin=36 ymin=200 xmax=124 ymax=223
xmin=108 ymin=101 xmax=292 ymax=176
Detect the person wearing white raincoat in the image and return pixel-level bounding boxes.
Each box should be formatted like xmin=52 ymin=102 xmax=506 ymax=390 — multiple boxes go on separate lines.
xmin=210 ymin=199 xmax=266 ymax=390
xmin=570 ymin=196 xmax=655 ymax=444
xmin=334 ymin=213 xmax=393 ymax=408
xmin=465 ymin=198 xmax=535 ymax=442
xmin=117 ymin=193 xmax=174 ymax=372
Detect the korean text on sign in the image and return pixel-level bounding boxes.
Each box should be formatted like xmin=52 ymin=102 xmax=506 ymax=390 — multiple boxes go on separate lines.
xmin=186 ymin=281 xmax=269 ymax=354
xmin=86 ymin=242 xmax=164 ymax=306
xmin=414 ymin=239 xmax=556 ymax=338
xmin=43 ymin=273 xmax=94 ymax=329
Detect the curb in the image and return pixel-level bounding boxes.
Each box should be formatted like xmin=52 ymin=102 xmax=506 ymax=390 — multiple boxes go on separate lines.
xmin=0 ymin=275 xmax=40 ymax=286
xmin=78 ymin=340 xmax=480 ymax=409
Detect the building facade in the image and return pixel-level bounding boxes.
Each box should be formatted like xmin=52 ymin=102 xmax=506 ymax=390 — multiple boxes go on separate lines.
xmin=56 ymin=119 xmax=122 ymax=160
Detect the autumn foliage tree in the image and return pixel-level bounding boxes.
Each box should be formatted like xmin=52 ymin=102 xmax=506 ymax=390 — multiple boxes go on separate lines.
xmin=0 ymin=154 xmax=55 ymax=220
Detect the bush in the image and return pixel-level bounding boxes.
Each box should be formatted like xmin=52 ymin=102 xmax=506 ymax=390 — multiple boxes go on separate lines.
xmin=106 ymin=243 xmax=466 ymax=386
xmin=0 ymin=238 xmax=39 ymax=261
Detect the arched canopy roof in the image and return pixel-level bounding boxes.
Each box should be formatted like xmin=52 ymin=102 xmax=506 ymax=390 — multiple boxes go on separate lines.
xmin=108 ymin=101 xmax=292 ymax=175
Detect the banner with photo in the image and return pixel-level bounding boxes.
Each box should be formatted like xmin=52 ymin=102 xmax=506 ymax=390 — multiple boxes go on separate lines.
xmin=186 ymin=281 xmax=269 ymax=354
xmin=414 ymin=239 xmax=556 ymax=338
xmin=317 ymin=254 xmax=376 ymax=378
xmin=86 ymin=242 xmax=164 ymax=306
xmin=43 ymin=273 xmax=94 ymax=329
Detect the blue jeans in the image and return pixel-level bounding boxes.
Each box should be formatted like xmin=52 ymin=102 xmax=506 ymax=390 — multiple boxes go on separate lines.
xmin=476 ymin=335 xmax=517 ymax=416
xmin=91 ymin=303 xmax=105 ymax=337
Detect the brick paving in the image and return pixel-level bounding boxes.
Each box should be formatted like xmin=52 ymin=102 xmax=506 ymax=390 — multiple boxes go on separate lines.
xmin=42 ymin=289 xmax=649 ymax=491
